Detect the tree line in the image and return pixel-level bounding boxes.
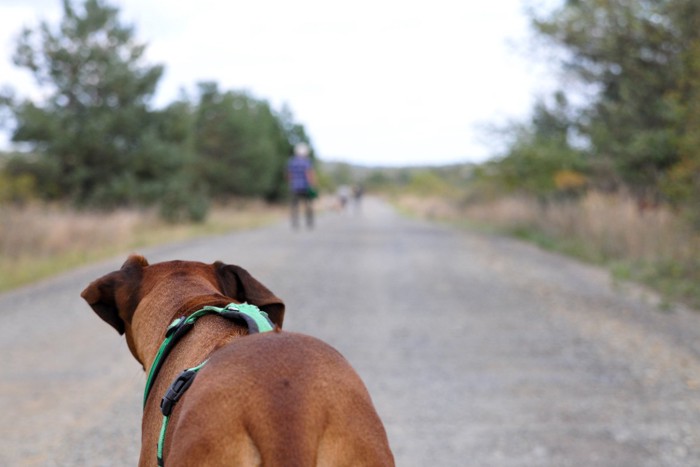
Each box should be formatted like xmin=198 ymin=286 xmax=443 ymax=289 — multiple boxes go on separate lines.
xmin=0 ymin=0 xmax=311 ymax=221
xmin=481 ymin=0 xmax=700 ymax=226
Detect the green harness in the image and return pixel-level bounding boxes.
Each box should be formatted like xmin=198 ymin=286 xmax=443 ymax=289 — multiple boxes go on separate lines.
xmin=143 ymin=303 xmax=275 ymax=467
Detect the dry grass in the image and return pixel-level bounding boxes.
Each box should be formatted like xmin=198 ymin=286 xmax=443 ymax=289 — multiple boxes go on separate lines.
xmin=462 ymin=193 xmax=696 ymax=262
xmin=0 ymin=201 xmax=285 ymax=291
xmin=394 ymin=190 xmax=700 ymax=309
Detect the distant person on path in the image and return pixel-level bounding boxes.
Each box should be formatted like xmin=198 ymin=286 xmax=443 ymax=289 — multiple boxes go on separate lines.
xmin=353 ymin=184 xmax=364 ymax=212
xmin=287 ymin=142 xmax=317 ymax=230
xmin=337 ymin=185 xmax=352 ymax=211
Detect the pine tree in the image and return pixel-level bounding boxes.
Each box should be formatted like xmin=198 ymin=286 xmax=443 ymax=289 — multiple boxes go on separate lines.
xmin=10 ymin=0 xmax=172 ymax=207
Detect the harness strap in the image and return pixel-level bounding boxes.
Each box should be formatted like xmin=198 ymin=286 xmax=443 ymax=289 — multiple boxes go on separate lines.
xmin=157 ymin=360 xmax=208 ymax=467
xmin=147 ymin=302 xmax=274 ymax=467
xmin=143 ymin=303 xmax=274 ymax=408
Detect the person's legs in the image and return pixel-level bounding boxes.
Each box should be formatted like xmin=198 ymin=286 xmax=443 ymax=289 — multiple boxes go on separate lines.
xmin=304 ymin=195 xmax=314 ymax=229
xmin=290 ymin=192 xmax=301 ymax=229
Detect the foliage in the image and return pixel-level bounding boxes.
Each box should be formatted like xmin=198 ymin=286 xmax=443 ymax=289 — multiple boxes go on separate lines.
xmin=533 ymin=1 xmax=679 ymax=194
xmin=0 ymin=0 xmax=311 ymax=221
xmin=664 ymin=8 xmax=700 ymax=225
xmin=0 ymin=171 xmax=36 ymax=204
xmin=9 ymin=0 xmax=172 ymax=208
xmin=465 ymin=0 xmax=700 ymax=229
xmin=191 ymin=82 xmax=293 ymax=201
xmin=0 ymin=201 xmax=284 ymax=291
xmin=486 ymin=94 xmax=588 ymax=198
xmin=460 ymin=0 xmax=700 ymax=307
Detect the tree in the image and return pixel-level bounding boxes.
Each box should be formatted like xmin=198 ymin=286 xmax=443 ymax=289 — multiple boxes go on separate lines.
xmin=1 ymin=0 xmax=313 ymax=218
xmin=192 ymin=82 xmax=304 ymax=201
xmin=8 ymin=0 xmax=176 ymax=208
xmin=530 ymin=0 xmax=687 ymax=201
xmin=662 ymin=1 xmax=700 ymax=225
xmin=493 ymin=93 xmax=588 ymax=198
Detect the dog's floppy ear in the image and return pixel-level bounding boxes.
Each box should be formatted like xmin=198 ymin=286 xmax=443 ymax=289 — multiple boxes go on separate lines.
xmin=214 ymin=262 xmax=286 ymax=328
xmin=80 ymin=254 xmax=149 ymax=335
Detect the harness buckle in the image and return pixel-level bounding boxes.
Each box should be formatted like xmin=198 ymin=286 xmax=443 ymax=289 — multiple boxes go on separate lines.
xmin=160 ymin=369 xmax=198 ymax=416
xmin=165 ymin=316 xmax=187 ymax=338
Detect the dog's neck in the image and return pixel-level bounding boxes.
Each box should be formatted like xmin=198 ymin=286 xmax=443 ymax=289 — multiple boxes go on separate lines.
xmin=129 ymin=277 xmax=234 ymax=370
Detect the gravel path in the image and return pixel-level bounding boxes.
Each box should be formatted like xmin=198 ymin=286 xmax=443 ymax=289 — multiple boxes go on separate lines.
xmin=1 ymin=197 xmax=699 ymax=466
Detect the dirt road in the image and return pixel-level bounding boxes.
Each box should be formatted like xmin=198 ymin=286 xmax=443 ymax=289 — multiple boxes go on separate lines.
xmin=1 ymin=197 xmax=699 ymax=466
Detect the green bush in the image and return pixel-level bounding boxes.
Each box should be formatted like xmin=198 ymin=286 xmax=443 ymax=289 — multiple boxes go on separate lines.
xmin=0 ymin=172 xmax=37 ymax=204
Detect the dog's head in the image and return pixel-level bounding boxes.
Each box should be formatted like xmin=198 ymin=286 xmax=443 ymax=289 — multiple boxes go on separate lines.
xmin=81 ymin=254 xmax=286 ymax=339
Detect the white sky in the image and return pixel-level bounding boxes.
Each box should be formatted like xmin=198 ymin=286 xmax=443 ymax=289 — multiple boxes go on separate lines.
xmin=0 ymin=0 xmax=557 ymax=166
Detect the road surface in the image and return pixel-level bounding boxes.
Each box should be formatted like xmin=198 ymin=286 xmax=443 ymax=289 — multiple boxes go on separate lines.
xmin=1 ymin=197 xmax=699 ymax=466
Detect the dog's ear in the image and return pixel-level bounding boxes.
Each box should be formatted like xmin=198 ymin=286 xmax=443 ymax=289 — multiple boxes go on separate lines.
xmin=214 ymin=262 xmax=286 ymax=328
xmin=81 ymin=254 xmax=149 ymax=335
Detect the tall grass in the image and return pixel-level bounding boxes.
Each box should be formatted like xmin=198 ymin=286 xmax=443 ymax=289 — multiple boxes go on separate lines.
xmin=395 ymin=191 xmax=700 ymax=309
xmin=464 ymin=192 xmax=700 ymax=308
xmin=0 ymin=201 xmax=284 ymax=291
xmin=463 ymin=193 xmax=692 ymax=260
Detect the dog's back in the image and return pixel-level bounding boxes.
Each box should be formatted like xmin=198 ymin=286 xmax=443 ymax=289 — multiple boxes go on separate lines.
xmin=163 ymin=331 xmax=394 ymax=467
xmin=82 ymin=256 xmax=394 ymax=466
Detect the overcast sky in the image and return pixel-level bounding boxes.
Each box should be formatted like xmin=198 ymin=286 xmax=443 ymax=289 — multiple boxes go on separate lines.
xmin=0 ymin=0 xmax=557 ymax=166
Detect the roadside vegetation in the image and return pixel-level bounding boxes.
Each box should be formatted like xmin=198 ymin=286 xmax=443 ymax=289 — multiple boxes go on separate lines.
xmin=473 ymin=0 xmax=700 ymax=309
xmin=0 ymin=201 xmax=284 ymax=292
xmin=0 ymin=0 xmax=312 ymax=222
xmin=388 ymin=183 xmax=700 ymax=310
xmin=0 ymin=0 xmax=294 ymax=289
xmin=1 ymin=0 xmax=699 ymax=310
xmin=359 ymin=0 xmax=700 ymax=309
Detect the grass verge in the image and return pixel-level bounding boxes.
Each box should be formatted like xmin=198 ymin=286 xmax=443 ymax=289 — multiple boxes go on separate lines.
xmin=0 ymin=201 xmax=285 ymax=292
xmin=392 ymin=192 xmax=700 ymax=310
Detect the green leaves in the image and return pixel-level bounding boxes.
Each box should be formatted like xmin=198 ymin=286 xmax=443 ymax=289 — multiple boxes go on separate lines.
xmin=9 ymin=0 xmax=164 ymax=206
xmin=2 ymin=0 xmax=309 ymax=221
xmin=496 ymin=0 xmax=700 ymax=216
xmin=491 ymin=94 xmax=588 ymax=199
xmin=192 ymin=82 xmax=297 ymax=201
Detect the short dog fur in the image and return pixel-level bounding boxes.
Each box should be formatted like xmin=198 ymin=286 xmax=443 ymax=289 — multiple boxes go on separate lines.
xmin=81 ymin=254 xmax=394 ymax=466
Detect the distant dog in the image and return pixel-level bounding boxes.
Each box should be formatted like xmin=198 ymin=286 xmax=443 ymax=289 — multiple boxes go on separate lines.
xmin=82 ymin=255 xmax=394 ymax=466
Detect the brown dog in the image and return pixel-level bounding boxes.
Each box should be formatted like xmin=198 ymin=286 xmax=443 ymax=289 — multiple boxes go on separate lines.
xmin=81 ymin=254 xmax=394 ymax=466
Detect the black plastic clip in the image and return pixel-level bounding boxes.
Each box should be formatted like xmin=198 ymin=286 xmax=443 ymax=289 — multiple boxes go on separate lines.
xmin=160 ymin=369 xmax=198 ymax=417
xmin=165 ymin=316 xmax=188 ymax=338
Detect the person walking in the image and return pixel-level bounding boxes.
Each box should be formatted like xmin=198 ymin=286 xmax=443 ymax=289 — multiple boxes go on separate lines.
xmin=287 ymin=142 xmax=317 ymax=230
